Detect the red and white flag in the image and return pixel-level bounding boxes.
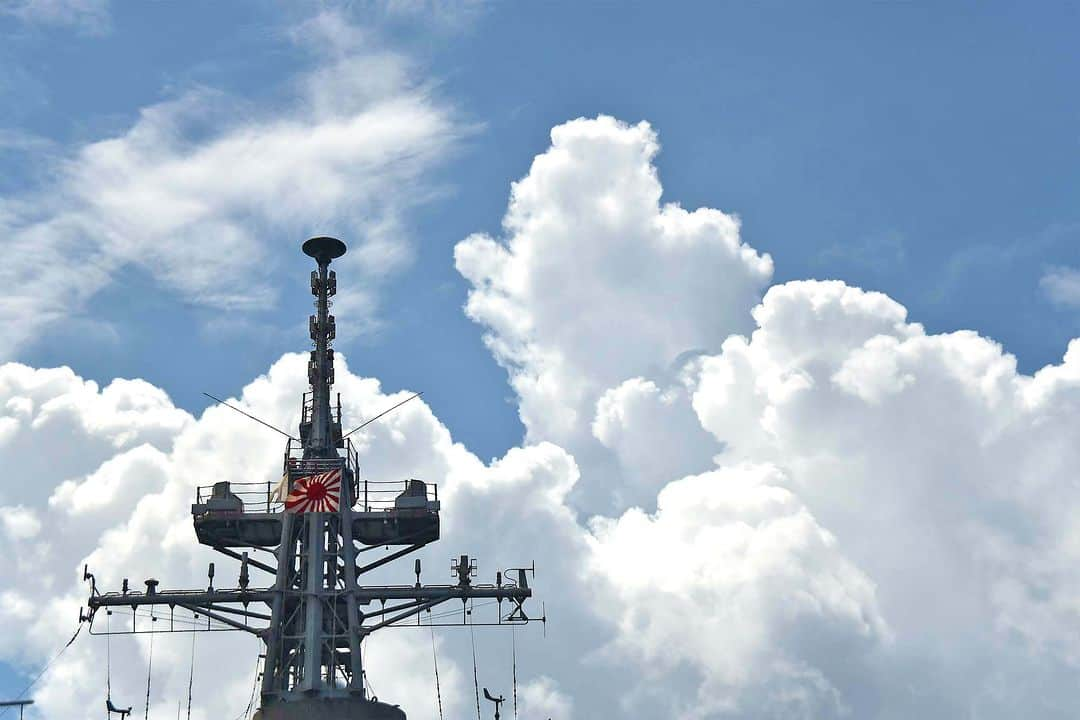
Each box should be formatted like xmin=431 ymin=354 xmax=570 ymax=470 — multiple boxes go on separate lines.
xmin=285 ymin=469 xmax=342 ymax=513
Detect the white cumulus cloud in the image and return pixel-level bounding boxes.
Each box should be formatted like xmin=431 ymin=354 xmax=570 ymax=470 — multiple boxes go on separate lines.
xmin=455 ymin=116 xmax=1080 ymax=717
xmin=588 ymin=463 xmax=887 ymax=719
xmin=456 ymin=115 xmax=771 ymax=512
xmin=0 ymin=505 xmax=41 ymax=539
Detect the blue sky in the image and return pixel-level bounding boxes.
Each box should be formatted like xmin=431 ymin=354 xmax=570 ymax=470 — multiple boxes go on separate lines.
xmin=4 ymin=2 xmax=1077 ymax=461
xmin=3 ymin=3 xmax=1080 ymax=717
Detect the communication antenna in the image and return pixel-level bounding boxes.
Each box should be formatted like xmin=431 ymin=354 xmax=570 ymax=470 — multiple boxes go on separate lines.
xmin=202 ymin=393 xmax=298 ymax=441
xmin=341 ymin=392 xmax=424 ymax=440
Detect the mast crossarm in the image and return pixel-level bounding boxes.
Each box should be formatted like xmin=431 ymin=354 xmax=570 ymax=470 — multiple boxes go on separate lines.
xmin=359 ymin=598 xmax=430 ymax=618
xmin=88 ymin=588 xmax=273 ymax=609
xmin=182 ymin=603 xmax=271 ymax=621
xmin=353 ymin=583 xmax=532 ymax=603
xmin=175 ymin=603 xmax=265 ymax=635
xmin=357 ymin=542 xmax=427 ymax=576
xmin=85 ymin=584 xmax=527 ymax=610
xmin=212 ymin=545 xmax=277 ymax=575
xmin=362 ymin=598 xmax=444 ymax=634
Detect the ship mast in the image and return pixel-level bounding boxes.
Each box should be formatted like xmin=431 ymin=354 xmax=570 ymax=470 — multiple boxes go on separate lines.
xmin=303 ymin=236 xmax=343 ymax=459
xmin=83 ymin=238 xmax=539 ymax=720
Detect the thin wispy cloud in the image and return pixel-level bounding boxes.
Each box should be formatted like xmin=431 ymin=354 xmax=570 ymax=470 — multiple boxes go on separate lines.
xmin=0 ymin=9 xmax=466 ymax=358
xmin=0 ymin=0 xmax=110 ymax=34
xmin=1040 ymin=265 xmax=1080 ymax=308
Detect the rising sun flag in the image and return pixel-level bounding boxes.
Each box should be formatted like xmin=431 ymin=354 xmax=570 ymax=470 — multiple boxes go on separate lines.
xmin=284 ymin=468 xmax=342 ymax=513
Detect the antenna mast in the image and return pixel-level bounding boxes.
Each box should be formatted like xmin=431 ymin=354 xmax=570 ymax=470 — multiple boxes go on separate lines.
xmin=302 ymin=236 xmax=344 ymax=458
xmin=83 ymin=238 xmax=539 ymax=720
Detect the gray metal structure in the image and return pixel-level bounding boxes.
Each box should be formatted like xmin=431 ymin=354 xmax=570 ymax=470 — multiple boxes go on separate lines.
xmin=83 ymin=238 xmax=538 ymax=720
xmin=0 ymin=700 xmax=34 ymax=720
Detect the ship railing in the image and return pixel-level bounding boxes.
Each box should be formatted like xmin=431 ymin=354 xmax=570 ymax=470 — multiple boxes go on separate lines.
xmin=193 ymin=481 xmax=284 ymax=515
xmin=283 ymin=437 xmax=359 ymax=501
xmin=358 ymin=479 xmax=439 ymax=514
xmin=299 ymin=391 xmax=343 ymax=428
xmin=191 ymin=475 xmax=438 ymax=516
xmin=193 ymin=433 xmax=436 ymax=515
xmin=281 ymin=437 xmax=438 ymax=513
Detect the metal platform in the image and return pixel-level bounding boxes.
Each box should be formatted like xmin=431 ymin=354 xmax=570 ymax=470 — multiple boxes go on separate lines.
xmin=253 ymin=696 xmax=405 ymax=720
xmin=193 ymin=509 xmax=439 ymax=547
xmin=192 ymin=472 xmax=440 ymax=548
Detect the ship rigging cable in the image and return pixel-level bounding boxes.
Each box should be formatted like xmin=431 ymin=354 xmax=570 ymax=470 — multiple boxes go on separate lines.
xmin=143 ymin=625 xmax=155 ymax=720
xmin=186 ymin=632 xmax=195 ymax=720
xmin=429 ymin=624 xmax=444 ymax=720
xmin=470 ymin=621 xmax=481 ymax=720
xmin=512 ymin=627 xmax=518 ymax=720
xmin=106 ymin=612 xmax=112 ymax=716
xmin=0 ymin=619 xmax=84 ymax=719
xmin=231 ymin=646 xmax=260 ymax=720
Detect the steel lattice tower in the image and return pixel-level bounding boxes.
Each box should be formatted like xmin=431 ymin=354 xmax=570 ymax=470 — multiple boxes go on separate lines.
xmin=84 ymin=237 xmax=537 ymax=720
